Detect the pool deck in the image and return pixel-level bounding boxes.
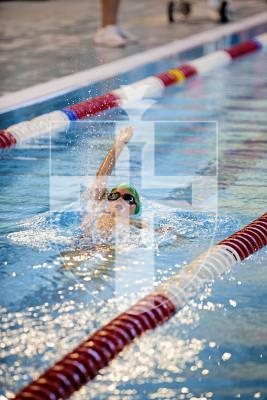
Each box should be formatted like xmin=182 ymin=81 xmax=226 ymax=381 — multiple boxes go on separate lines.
xmin=0 ymin=0 xmax=267 ymax=97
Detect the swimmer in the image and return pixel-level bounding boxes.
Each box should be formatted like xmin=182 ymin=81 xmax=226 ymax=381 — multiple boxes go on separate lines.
xmin=82 ymin=126 xmax=149 ymax=237
xmin=61 ymin=126 xmax=182 ymax=267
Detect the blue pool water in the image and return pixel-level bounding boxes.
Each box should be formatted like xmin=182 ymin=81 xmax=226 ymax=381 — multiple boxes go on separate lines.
xmin=1 ymin=44 xmax=267 ymax=399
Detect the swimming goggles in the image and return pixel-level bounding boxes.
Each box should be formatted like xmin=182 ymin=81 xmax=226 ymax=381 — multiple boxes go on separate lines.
xmin=108 ymin=191 xmax=136 ymax=205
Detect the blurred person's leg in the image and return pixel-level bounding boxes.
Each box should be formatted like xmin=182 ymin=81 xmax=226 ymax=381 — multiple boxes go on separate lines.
xmin=208 ymin=0 xmax=231 ymax=23
xmin=101 ymin=0 xmax=120 ymax=27
xmin=167 ymin=1 xmax=192 ymax=23
xmin=94 ymin=0 xmax=125 ymax=47
xmin=93 ymin=0 xmax=137 ymax=47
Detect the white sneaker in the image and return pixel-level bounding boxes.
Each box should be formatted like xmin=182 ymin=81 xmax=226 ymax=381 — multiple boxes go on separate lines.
xmin=117 ymin=26 xmax=138 ymax=44
xmin=93 ymin=25 xmax=127 ymax=47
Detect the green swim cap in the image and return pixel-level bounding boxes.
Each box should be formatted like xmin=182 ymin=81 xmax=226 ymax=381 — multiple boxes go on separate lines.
xmin=111 ymin=183 xmax=141 ymax=215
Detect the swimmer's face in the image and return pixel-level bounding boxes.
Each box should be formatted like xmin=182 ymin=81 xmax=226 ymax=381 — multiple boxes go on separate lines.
xmin=107 ymin=189 xmax=136 ymax=217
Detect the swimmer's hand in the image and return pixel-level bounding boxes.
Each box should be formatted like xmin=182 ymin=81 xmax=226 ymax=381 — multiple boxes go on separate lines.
xmin=115 ymin=126 xmax=133 ymax=146
xmin=96 ymin=126 xmax=133 ymax=179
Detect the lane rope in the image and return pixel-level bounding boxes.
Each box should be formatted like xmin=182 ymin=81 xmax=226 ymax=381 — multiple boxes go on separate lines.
xmin=1 ymin=33 xmax=267 ymax=149
xmin=14 ymin=212 xmax=267 ymax=399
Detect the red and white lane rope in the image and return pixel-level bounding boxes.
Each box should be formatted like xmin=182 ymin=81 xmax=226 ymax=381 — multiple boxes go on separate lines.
xmin=1 ymin=33 xmax=267 ymax=149
xmin=14 ymin=212 xmax=267 ymax=400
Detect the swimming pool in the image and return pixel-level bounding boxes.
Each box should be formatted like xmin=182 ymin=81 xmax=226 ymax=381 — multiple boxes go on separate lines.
xmin=1 ymin=30 xmax=267 ymax=400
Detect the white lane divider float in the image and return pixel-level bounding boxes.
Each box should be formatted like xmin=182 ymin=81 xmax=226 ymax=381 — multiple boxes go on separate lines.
xmin=0 ymin=33 xmax=266 ymax=149
xmin=14 ymin=212 xmax=267 ymax=400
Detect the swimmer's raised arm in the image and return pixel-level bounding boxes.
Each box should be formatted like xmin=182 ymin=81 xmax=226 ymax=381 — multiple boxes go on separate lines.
xmin=81 ymin=127 xmax=133 ymax=235
xmin=94 ymin=126 xmax=133 ymax=200
xmin=96 ymin=126 xmax=133 ymax=178
xmin=83 ymin=126 xmax=133 ymax=201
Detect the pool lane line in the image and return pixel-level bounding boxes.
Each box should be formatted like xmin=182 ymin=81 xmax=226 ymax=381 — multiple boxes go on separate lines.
xmin=0 ymin=33 xmax=267 ymax=149
xmin=1 ymin=11 xmax=267 ymax=115
xmin=14 ymin=212 xmax=267 ymax=400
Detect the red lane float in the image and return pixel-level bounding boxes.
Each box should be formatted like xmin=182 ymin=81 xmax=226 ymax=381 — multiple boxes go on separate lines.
xmin=14 ymin=212 xmax=267 ymax=400
xmin=1 ymin=34 xmax=266 ymax=149
xmin=225 ymin=39 xmax=261 ymax=59
xmin=155 ymin=63 xmax=197 ymax=87
xmin=0 ymin=130 xmax=16 ymax=148
xmin=63 ymin=93 xmax=120 ymax=120
xmin=14 ymin=294 xmax=175 ymax=400
xmin=219 ymin=213 xmax=267 ymax=259
xmin=178 ymin=64 xmax=198 ymax=78
xmin=156 ymin=71 xmax=178 ymax=87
